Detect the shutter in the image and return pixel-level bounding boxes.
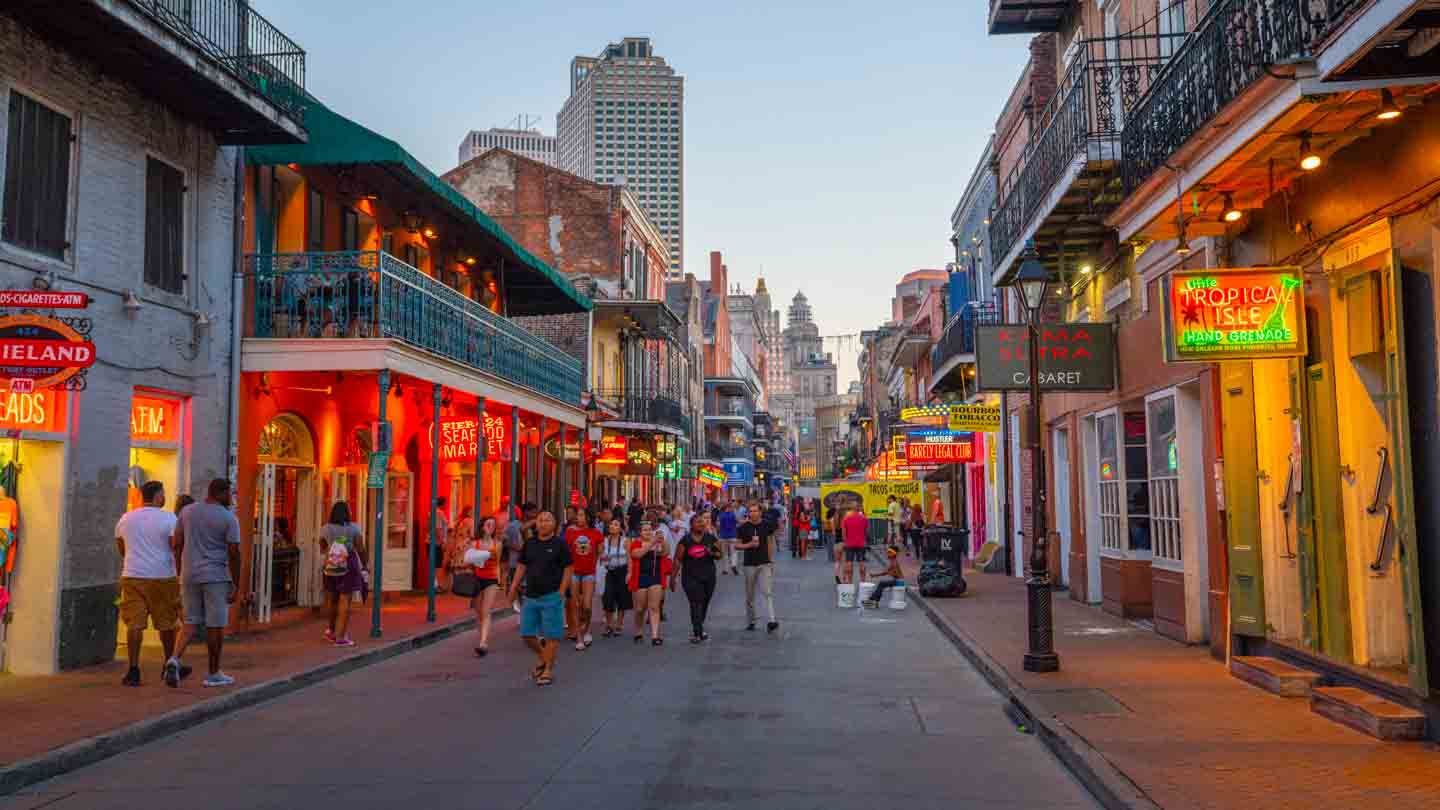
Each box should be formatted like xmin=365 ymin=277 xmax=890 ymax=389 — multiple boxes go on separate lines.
xmin=144 ymin=158 xmax=184 ymax=293
xmin=3 ymin=91 xmax=71 ymax=259
xmin=1221 ymin=361 xmax=1266 ymax=637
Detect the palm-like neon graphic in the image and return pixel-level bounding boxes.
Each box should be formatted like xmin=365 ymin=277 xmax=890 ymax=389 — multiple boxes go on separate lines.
xmin=1262 ymin=276 xmax=1302 ymax=332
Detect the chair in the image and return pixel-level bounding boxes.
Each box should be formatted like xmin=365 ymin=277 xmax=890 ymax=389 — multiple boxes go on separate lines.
xmin=971 ymin=541 xmax=1001 ymax=572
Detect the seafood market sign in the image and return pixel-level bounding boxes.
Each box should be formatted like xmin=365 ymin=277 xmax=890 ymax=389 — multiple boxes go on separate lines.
xmin=1162 ymin=268 xmax=1306 ymax=362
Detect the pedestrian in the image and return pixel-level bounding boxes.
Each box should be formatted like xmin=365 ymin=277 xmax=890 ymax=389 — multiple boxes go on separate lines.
xmin=673 ymin=513 xmax=722 ymax=643
xmin=627 ymin=522 xmax=667 ymax=645
xmin=432 ymin=497 xmax=451 ymax=593
xmin=463 ymin=515 xmax=501 ymax=657
xmin=447 ymin=505 xmax=475 ymax=589
xmin=863 ymin=546 xmax=905 ymax=609
xmin=907 ymin=509 xmax=927 ymax=556
xmin=715 ymin=500 xmax=738 ymax=574
xmin=319 ymin=500 xmax=367 ymax=648
xmin=565 ymin=509 xmax=601 ymax=650
xmin=507 ymin=510 xmax=571 ymax=686
xmin=504 ymin=502 xmax=535 ymax=611
xmin=737 ymin=499 xmax=779 ymax=634
xmin=824 ymin=506 xmax=838 ymax=565
xmin=599 ymin=518 xmax=632 ymax=636
xmin=626 ymin=498 xmax=644 ymax=536
xmin=791 ymin=502 xmax=809 ymax=559
xmin=841 ymin=503 xmax=870 ymax=607
xmin=930 ymin=493 xmax=945 ymax=525
xmin=114 ymin=480 xmax=188 ymax=687
xmin=886 ymin=495 xmax=900 ymax=545
xmin=171 ymin=478 xmax=242 ymax=688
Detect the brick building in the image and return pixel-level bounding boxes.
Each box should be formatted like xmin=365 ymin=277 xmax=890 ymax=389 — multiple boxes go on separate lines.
xmin=444 ymin=149 xmax=691 ymax=503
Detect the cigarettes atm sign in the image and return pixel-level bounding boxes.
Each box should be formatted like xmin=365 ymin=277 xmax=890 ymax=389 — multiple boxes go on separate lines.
xmin=1162 ymin=268 xmax=1306 ymax=362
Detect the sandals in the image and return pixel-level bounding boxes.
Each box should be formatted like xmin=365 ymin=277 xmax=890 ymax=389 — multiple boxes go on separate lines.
xmin=689 ymin=635 xmax=701 ymax=644
xmin=474 ymin=646 xmax=488 ymax=658
xmin=531 ymin=663 xmax=545 ymax=680
xmin=535 ymin=672 xmax=553 ymax=686
xmin=652 ymin=637 xmax=664 ymax=646
xmin=633 ymin=634 xmax=643 ymax=644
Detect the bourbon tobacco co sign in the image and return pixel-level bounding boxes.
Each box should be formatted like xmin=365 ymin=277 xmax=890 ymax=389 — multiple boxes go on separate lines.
xmin=974 ymin=323 xmax=1117 ymax=392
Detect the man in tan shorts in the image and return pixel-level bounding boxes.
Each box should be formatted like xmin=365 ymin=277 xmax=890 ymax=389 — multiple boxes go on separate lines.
xmin=115 ymin=481 xmax=190 ymax=687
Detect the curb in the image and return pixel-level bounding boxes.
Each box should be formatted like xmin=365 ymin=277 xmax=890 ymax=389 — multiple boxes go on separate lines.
xmin=0 ymin=609 xmax=507 ymax=797
xmin=908 ymin=586 xmax=1160 ymax=810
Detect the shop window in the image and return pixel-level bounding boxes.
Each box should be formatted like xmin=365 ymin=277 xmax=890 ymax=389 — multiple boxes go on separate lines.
xmin=341 ymin=206 xmax=359 ymax=251
xmin=306 ymin=189 xmax=324 ymax=252
xmin=1124 ymin=412 xmax=1151 ymax=553
xmin=1147 ymin=394 xmax=1181 ymax=564
xmin=1097 ymin=412 xmax=1122 ymax=554
xmin=144 ymin=157 xmax=184 ymax=294
xmin=2 ymin=90 xmax=72 ymax=259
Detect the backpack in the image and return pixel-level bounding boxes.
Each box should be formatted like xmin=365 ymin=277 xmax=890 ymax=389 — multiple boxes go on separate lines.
xmin=918 ymin=559 xmax=967 ymax=598
xmin=323 ymin=539 xmax=351 ymax=576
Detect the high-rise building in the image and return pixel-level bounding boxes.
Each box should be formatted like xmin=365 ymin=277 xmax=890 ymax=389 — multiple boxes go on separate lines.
xmin=456 ymin=127 xmax=557 ymax=169
xmin=557 ymin=37 xmax=684 ymax=276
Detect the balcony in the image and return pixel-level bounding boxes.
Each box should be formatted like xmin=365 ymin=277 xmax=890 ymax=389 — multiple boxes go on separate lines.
xmin=594 ymin=388 xmax=686 ymax=433
xmin=989 ymin=27 xmax=1180 ymax=279
xmin=12 ymin=0 xmax=306 ymax=143
xmin=988 ymin=0 xmax=1072 ymax=35
xmin=242 ymin=250 xmax=583 ymax=405
xmin=930 ymin=304 xmax=1002 ymax=396
xmin=704 ymin=391 xmax=754 ymax=425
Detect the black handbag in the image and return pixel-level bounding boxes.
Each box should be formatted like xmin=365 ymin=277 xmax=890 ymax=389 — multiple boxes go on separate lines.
xmin=451 ymin=570 xmax=480 ymax=598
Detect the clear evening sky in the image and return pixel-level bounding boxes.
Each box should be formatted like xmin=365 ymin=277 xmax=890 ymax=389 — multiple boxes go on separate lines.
xmin=254 ymin=1 xmax=1026 ymax=386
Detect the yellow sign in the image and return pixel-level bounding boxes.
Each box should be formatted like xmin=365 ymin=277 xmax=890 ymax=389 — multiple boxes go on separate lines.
xmin=947 ymin=404 xmax=1002 ymax=433
xmin=820 ymin=480 xmax=923 ymax=518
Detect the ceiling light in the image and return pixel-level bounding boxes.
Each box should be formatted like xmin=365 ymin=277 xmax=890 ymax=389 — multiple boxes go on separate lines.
xmin=1299 ymin=133 xmax=1322 ymax=171
xmin=465 ymin=256 xmax=477 ymax=266
xmin=1377 ymin=89 xmax=1401 ymax=121
xmin=1223 ymin=193 xmax=1242 ymax=223
xmin=1080 ymin=264 xmax=1092 ymax=275
xmin=1176 ymin=230 xmax=1192 ymax=257
xmin=422 ymin=227 xmax=438 ymax=240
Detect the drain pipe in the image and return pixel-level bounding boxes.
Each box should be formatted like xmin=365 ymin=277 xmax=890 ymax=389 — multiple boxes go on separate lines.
xmin=226 ymin=148 xmax=244 ymax=492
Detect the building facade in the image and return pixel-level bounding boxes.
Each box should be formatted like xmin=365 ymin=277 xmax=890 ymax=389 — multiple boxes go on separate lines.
xmin=0 ymin=2 xmax=307 ymax=674
xmin=456 ymin=127 xmax=558 ymax=170
xmin=557 ymin=37 xmax=684 ymax=277
xmin=442 ymin=149 xmax=688 ymax=505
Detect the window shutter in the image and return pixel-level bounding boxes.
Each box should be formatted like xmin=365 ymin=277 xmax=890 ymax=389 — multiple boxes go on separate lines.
xmin=3 ymin=91 xmax=72 ymax=259
xmin=144 ymin=157 xmax=184 ymax=293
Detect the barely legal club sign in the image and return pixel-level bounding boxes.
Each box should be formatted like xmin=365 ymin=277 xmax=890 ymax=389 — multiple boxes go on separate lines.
xmin=1162 ymin=268 xmax=1305 ymax=362
xmin=975 ymin=324 xmax=1116 ymax=392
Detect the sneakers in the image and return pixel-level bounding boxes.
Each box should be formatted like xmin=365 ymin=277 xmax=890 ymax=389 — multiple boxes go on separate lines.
xmin=746 ymin=622 xmax=756 ymax=631
xmin=583 ymin=633 xmax=594 ymax=646
xmin=862 ymin=599 xmax=880 ymax=609
xmin=766 ymin=621 xmax=779 ymax=634
xmin=202 ymin=672 xmax=236 ymax=688
xmin=334 ymin=638 xmax=356 ymax=647
xmin=121 ymin=666 xmax=141 ymax=687
xmin=162 ymin=658 xmax=179 ymax=687
xmin=575 ymin=639 xmax=585 ymax=652
xmin=323 ymin=628 xmax=334 ymax=642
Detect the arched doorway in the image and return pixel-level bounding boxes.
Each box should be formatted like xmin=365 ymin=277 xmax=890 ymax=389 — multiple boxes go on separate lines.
xmin=256 ymin=413 xmax=319 ymax=620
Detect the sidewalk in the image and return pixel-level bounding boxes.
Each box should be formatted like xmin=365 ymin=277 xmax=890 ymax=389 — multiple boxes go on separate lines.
xmin=902 ymin=558 xmax=1440 ymax=810
xmin=0 ymin=592 xmax=490 ymax=783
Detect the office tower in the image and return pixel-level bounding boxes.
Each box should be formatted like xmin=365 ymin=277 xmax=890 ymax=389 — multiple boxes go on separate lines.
xmin=557 ymin=36 xmax=684 ymax=276
xmin=456 ymin=127 xmax=558 ymax=168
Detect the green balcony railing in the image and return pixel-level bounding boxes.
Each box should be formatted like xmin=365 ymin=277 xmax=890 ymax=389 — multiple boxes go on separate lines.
xmin=243 ymin=250 xmax=583 ymax=405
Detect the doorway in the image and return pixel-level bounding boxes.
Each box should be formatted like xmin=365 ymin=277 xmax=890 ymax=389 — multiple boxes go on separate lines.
xmin=1052 ymin=426 xmax=1072 ymax=589
xmin=254 ymin=413 xmax=319 ymax=622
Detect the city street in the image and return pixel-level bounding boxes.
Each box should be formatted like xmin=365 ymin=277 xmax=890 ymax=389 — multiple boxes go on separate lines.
xmin=5 ymin=556 xmax=1095 ymax=810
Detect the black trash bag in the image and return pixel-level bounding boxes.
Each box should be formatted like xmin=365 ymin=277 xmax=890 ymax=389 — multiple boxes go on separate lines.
xmin=918 ymin=559 xmax=967 ymax=598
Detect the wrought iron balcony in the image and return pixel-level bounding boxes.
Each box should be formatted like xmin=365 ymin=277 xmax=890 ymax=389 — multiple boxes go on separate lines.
xmin=988 ymin=0 xmax=1073 ymax=34
xmin=705 ymin=394 xmax=753 ymax=423
xmin=594 ymin=388 xmax=686 ymax=432
xmin=990 ymin=30 xmax=1179 ymax=271
xmin=243 ymin=251 xmax=583 ymax=405
xmin=931 ymin=304 xmax=1001 ymax=370
xmin=1122 ymin=0 xmax=1369 ymax=194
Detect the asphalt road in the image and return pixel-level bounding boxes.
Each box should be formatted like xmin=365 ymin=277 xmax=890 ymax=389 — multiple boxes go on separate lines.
xmin=6 ymin=550 xmax=1098 ymax=809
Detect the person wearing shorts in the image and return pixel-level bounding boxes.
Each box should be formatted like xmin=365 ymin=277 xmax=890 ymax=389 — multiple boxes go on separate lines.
xmin=508 ymin=511 xmax=571 ymax=686
xmin=172 ymin=479 xmax=242 ymax=688
xmin=114 ymin=480 xmax=188 ymax=688
xmin=565 ymin=510 xmax=601 ymax=651
xmin=627 ymin=523 xmax=668 ymax=645
xmin=467 ymin=516 xmax=501 ymax=658
xmin=841 ymin=504 xmax=871 ymax=608
xmin=599 ymin=518 xmax=632 ymax=636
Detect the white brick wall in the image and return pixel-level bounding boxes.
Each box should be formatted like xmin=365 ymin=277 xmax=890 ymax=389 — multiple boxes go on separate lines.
xmin=1 ymin=14 xmax=238 ymax=667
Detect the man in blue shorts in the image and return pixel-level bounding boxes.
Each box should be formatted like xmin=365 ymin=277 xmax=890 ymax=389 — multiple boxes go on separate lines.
xmin=508 ymin=511 xmax=572 ymax=686
xmin=716 ymin=500 xmax=739 ymax=575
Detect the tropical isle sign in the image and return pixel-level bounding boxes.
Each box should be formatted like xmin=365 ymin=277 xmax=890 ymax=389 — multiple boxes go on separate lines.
xmin=1162 ymin=267 xmax=1305 ymax=362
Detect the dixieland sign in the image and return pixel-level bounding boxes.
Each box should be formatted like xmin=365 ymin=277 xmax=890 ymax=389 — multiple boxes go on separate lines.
xmin=0 ymin=314 xmax=95 ymax=389
xmin=975 ymin=323 xmax=1116 ymax=392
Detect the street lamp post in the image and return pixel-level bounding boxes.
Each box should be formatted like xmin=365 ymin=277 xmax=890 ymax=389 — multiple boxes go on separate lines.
xmin=1010 ymin=252 xmax=1060 ymax=673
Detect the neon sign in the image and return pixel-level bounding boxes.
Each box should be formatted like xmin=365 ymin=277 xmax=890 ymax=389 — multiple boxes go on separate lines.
xmin=0 ymin=389 xmax=64 ymax=432
xmin=1163 ymin=268 xmax=1305 ymax=362
xmin=595 ymin=435 xmax=627 ymax=464
xmin=431 ymin=414 xmax=511 ymax=462
xmin=131 ymin=396 xmax=178 ymax=442
xmin=697 ymin=464 xmax=726 ymax=487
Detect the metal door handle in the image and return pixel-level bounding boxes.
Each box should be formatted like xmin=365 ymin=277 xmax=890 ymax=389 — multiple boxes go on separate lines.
xmin=1366 ymin=447 xmax=1389 ymax=515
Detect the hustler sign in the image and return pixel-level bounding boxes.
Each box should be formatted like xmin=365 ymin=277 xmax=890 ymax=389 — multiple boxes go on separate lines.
xmin=975 ymin=323 xmax=1116 ymax=392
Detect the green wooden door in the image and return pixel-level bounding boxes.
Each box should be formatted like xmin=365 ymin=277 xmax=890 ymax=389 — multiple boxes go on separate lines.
xmin=1377 ymin=256 xmax=1429 ymax=694
xmin=1302 ymin=363 xmax=1352 ymax=661
xmin=1221 ymin=362 xmax=1265 ymax=637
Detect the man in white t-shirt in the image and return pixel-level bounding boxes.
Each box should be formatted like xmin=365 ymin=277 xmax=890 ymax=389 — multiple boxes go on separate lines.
xmin=114 ymin=481 xmax=190 ymax=688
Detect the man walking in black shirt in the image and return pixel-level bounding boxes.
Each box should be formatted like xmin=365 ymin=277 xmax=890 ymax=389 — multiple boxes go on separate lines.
xmin=737 ymin=500 xmax=779 ymax=634
xmin=508 ymin=511 xmax=572 ymax=686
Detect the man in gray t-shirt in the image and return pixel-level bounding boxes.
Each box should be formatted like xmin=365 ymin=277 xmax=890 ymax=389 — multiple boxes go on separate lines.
xmin=173 ymin=479 xmax=242 ymax=688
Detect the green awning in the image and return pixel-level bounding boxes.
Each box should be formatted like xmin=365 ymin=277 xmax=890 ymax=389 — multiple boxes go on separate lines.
xmin=246 ymin=101 xmax=590 ymax=315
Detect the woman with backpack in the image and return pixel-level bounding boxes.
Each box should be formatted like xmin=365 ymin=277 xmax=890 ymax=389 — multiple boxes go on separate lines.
xmin=320 ymin=501 xmax=367 ymax=648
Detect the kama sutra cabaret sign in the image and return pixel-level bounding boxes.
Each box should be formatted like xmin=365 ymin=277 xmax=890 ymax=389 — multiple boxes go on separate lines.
xmin=1162 ymin=268 xmax=1305 ymax=362
xmin=0 ymin=314 xmax=95 ymax=390
xmin=975 ymin=323 xmax=1116 ymax=392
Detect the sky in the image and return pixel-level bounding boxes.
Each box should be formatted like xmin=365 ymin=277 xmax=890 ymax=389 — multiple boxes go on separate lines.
xmin=253 ymin=1 xmax=1028 ymax=386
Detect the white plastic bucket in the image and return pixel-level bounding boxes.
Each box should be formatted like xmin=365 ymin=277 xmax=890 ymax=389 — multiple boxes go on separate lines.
xmin=888 ymin=581 xmax=907 ymax=610
xmin=837 ymin=584 xmax=857 ymax=608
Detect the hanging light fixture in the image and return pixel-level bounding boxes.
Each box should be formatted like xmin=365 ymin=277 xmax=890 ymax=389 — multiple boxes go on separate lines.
xmin=422 ymin=226 xmax=438 ymax=240
xmin=402 ymin=210 xmax=422 ymax=233
xmin=1377 ymin=88 xmax=1402 ymax=121
xmin=1299 ymin=133 xmax=1322 ymax=171
xmin=1223 ymin=193 xmax=1243 ymax=223
xmin=1175 ymin=222 xmax=1193 ymax=257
